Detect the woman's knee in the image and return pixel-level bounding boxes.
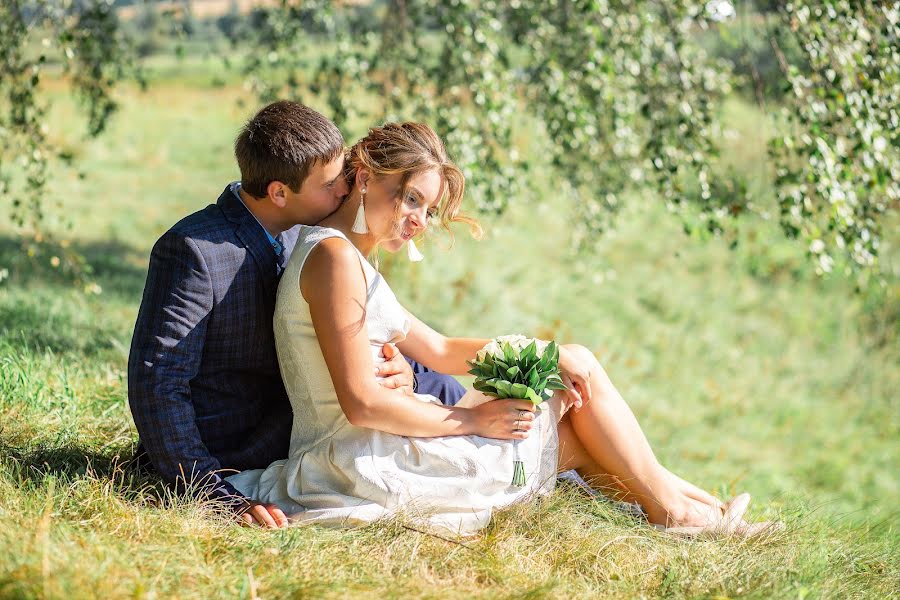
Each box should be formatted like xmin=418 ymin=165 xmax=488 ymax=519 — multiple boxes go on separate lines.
xmin=563 ymin=343 xmax=594 ymax=361
xmin=563 ymin=344 xmax=612 ymax=387
xmin=563 ymin=344 xmax=603 ymax=370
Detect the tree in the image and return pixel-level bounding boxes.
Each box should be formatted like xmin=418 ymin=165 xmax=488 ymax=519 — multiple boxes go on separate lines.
xmin=769 ymin=1 xmax=898 ymax=275
xmin=1 ymin=0 xmax=134 ymax=284
xmin=2 ymin=0 xmax=896 ymax=283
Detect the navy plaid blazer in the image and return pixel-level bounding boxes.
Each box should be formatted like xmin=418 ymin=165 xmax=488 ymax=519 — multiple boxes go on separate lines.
xmin=128 ymin=186 xmax=464 ymax=506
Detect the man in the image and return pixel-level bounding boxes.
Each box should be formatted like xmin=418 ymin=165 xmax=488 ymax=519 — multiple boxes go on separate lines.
xmin=128 ymin=101 xmax=465 ymax=528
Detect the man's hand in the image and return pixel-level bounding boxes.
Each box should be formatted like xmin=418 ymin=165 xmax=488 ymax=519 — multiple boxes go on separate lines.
xmin=375 ymin=343 xmax=415 ymax=395
xmin=239 ymin=501 xmax=289 ymax=529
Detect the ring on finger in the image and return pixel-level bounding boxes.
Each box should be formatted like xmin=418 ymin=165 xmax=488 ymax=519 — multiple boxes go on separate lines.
xmin=518 ymin=409 xmax=526 ymax=419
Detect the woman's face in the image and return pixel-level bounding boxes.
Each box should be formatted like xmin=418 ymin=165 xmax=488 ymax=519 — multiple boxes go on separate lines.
xmin=361 ymin=168 xmax=442 ymax=253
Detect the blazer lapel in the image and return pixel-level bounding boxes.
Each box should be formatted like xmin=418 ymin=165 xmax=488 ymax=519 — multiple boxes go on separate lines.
xmin=218 ymin=187 xmax=278 ymax=298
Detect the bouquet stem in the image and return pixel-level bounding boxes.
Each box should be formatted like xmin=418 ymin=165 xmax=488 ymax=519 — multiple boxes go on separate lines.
xmin=511 ymin=440 xmax=526 ymax=487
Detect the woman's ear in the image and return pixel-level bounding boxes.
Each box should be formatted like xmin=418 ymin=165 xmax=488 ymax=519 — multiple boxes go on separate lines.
xmin=267 ymin=181 xmax=288 ymax=208
xmin=355 ymin=168 xmax=370 ymax=190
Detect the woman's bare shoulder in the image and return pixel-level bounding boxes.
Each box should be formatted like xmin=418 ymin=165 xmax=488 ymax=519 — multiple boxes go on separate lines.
xmin=300 ymin=236 xmax=366 ymax=302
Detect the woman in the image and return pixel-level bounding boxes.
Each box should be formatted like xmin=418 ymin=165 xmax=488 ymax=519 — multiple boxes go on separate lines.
xmin=226 ymin=122 xmax=768 ymax=536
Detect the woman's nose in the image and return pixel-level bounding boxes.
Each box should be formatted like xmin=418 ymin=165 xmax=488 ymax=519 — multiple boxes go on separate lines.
xmin=408 ymin=209 xmax=426 ymax=229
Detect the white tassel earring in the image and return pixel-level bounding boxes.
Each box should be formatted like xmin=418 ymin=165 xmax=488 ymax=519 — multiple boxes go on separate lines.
xmin=407 ymin=239 xmax=424 ymax=262
xmin=351 ymin=187 xmax=368 ymax=234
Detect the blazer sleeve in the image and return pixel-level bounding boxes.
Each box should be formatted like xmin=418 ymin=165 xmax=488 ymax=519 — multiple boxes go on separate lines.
xmin=127 ymin=230 xmax=246 ymax=508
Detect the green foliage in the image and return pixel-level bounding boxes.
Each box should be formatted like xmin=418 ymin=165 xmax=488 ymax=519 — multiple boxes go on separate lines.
xmin=467 ymin=339 xmax=567 ymax=403
xmin=0 ymin=0 xmax=135 ymax=283
xmin=240 ymin=0 xmax=739 ymax=244
xmin=769 ymin=1 xmax=899 ymax=275
xmin=1 ymin=0 xmax=896 ymax=283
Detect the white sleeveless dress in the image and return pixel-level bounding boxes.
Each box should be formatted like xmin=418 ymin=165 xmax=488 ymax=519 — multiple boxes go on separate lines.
xmin=226 ymin=226 xmax=560 ymax=536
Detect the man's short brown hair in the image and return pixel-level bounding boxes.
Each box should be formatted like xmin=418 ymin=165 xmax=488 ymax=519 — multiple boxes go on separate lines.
xmin=234 ymin=100 xmax=344 ymax=198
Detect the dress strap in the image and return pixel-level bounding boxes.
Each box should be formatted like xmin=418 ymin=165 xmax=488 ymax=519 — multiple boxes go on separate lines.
xmin=293 ymin=226 xmax=378 ymax=296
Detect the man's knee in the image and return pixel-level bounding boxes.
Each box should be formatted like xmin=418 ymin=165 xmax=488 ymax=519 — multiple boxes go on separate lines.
xmin=414 ymin=371 xmax=466 ymax=406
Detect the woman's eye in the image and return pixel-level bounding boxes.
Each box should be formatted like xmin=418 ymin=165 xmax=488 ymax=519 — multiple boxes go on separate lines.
xmin=404 ymin=194 xmax=419 ymax=206
xmin=426 ymin=209 xmax=438 ymax=220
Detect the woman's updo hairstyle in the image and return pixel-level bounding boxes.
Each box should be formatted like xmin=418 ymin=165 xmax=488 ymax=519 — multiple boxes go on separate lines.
xmin=344 ymin=122 xmax=481 ymax=240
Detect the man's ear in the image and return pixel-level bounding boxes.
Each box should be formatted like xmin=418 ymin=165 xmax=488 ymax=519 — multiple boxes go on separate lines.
xmin=267 ymin=181 xmax=289 ymax=208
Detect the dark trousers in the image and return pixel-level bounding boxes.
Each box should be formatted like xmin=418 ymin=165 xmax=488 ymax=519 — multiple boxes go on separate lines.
xmin=407 ymin=357 xmax=466 ymax=406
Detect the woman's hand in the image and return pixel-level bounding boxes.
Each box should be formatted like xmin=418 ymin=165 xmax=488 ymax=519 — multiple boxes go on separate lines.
xmin=467 ymin=399 xmax=537 ymax=440
xmin=558 ymin=345 xmax=591 ymax=410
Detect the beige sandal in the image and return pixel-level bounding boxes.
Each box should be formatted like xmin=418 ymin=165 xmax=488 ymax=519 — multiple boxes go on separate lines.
xmin=655 ymin=492 xmax=781 ymax=539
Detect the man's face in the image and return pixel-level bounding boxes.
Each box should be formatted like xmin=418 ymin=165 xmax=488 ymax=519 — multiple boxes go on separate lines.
xmin=286 ymin=154 xmax=348 ymax=225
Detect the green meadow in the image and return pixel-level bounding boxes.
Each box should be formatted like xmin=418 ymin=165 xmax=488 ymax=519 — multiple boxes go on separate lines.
xmin=0 ymin=56 xmax=897 ymax=598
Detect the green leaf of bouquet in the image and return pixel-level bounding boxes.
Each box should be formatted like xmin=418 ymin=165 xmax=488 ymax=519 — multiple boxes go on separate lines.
xmin=544 ymin=341 xmax=558 ymax=362
xmin=479 ymin=367 xmax=494 ymax=378
xmin=537 ymin=348 xmax=552 ymax=370
xmin=506 ymin=365 xmax=520 ymax=379
xmin=510 ymin=382 xmax=529 ymax=398
xmin=502 ymin=343 xmax=515 ymax=364
xmin=521 ymin=340 xmax=537 ymax=361
xmin=546 ymin=378 xmax=569 ymax=391
xmin=472 ymin=380 xmax=493 ymax=393
xmin=525 ymin=386 xmax=541 ymax=404
xmin=494 ymin=380 xmax=512 ymax=395
xmin=495 ymin=360 xmax=510 ymax=371
xmin=526 ymin=366 xmax=539 ymax=388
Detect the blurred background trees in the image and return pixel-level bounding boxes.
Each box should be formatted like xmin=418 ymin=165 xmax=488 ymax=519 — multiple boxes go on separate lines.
xmin=1 ymin=0 xmax=897 ymax=281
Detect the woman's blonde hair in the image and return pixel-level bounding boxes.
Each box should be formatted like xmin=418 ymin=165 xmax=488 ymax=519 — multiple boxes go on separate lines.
xmin=344 ymin=122 xmax=482 ymax=240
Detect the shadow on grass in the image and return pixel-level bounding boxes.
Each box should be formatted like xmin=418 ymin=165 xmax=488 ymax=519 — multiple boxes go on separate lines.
xmin=0 ymin=234 xmax=148 ymax=300
xmin=0 ymin=299 xmax=128 ymax=358
xmin=0 ymin=437 xmax=164 ymax=500
xmin=0 ymin=234 xmax=149 ymax=356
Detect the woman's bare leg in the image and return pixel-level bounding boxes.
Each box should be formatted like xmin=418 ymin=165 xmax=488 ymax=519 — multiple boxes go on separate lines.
xmin=556 ymin=344 xmax=722 ymax=527
xmin=558 ymin=421 xmax=720 ymax=510
xmin=667 ymin=470 xmax=722 ymax=508
xmin=557 ymin=415 xmax=637 ymax=503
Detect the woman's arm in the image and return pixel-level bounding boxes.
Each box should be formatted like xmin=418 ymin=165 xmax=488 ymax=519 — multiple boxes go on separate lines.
xmin=401 ymin=315 xmax=588 ymax=413
xmin=301 ymin=238 xmax=533 ymax=439
xmin=396 ymin=312 xmax=490 ymax=376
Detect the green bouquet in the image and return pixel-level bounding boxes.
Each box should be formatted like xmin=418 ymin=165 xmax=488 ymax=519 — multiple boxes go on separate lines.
xmin=467 ymin=335 xmax=568 ymax=486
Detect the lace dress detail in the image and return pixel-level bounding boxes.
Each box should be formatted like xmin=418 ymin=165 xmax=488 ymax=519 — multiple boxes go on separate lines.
xmin=226 ymin=226 xmax=559 ymax=536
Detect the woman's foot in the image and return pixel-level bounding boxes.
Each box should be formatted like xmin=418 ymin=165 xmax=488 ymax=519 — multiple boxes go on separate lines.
xmin=721 ymin=492 xmax=751 ymax=529
xmin=650 ymin=492 xmax=750 ymax=530
xmin=657 ymin=493 xmax=783 ymax=539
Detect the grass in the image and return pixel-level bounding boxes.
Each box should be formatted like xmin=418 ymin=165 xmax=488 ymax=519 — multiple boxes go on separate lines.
xmin=0 ymin=54 xmax=897 ymax=598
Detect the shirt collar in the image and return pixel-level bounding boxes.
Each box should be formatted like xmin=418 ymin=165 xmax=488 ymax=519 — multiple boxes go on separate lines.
xmin=230 ymin=181 xmax=282 ymax=255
